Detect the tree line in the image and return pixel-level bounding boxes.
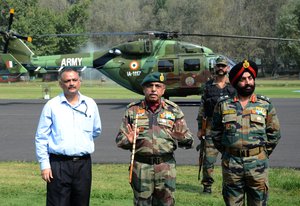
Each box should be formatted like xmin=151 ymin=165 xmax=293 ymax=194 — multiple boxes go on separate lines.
xmin=1 ymin=0 xmax=300 ymax=76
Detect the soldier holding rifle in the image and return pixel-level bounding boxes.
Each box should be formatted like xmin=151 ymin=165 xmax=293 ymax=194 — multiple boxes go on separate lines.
xmin=196 ymin=57 xmax=235 ymax=194
xmin=116 ymin=72 xmax=194 ymax=206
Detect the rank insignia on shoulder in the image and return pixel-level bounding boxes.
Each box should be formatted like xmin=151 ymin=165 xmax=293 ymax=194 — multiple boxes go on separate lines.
xmin=164 ymin=99 xmax=178 ymax=108
xmin=257 ymin=94 xmax=271 ymax=103
xmin=127 ymin=101 xmax=140 ymax=108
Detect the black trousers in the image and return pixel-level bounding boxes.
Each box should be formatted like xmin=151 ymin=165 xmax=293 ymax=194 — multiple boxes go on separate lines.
xmin=47 ymin=154 xmax=92 ymax=206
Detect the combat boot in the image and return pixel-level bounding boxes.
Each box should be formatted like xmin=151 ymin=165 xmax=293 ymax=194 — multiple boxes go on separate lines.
xmin=203 ymin=185 xmax=212 ymax=194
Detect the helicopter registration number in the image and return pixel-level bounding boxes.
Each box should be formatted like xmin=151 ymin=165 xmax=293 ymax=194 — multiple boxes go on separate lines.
xmin=127 ymin=71 xmax=141 ymax=77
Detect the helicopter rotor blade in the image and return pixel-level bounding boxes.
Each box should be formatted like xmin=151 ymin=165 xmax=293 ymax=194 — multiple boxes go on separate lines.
xmin=3 ymin=39 xmax=9 ymax=53
xmin=13 ymin=33 xmax=32 ymax=42
xmin=2 ymin=9 xmax=15 ymax=53
xmin=179 ymin=33 xmax=300 ymax=42
xmin=1 ymin=8 xmax=14 ymax=53
xmin=36 ymin=31 xmax=300 ymax=42
xmin=35 ymin=32 xmax=146 ymax=38
xmin=7 ymin=8 xmax=14 ymax=32
xmin=3 ymin=35 xmax=10 ymax=53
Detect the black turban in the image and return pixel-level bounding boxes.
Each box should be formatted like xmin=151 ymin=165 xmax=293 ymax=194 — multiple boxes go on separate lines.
xmin=229 ymin=60 xmax=258 ymax=87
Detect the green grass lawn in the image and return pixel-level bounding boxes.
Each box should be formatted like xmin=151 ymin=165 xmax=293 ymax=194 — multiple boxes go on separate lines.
xmin=0 ymin=80 xmax=143 ymax=99
xmin=0 ymin=162 xmax=299 ymax=206
xmin=0 ymin=79 xmax=299 ymax=99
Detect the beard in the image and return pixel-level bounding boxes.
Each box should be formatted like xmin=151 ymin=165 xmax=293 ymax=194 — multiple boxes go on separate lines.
xmin=215 ymin=69 xmax=227 ymax=76
xmin=236 ymin=83 xmax=255 ymax=97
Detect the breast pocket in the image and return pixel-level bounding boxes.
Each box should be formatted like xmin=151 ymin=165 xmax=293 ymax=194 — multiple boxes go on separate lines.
xmin=135 ymin=118 xmax=149 ymax=135
xmin=134 ymin=118 xmax=149 ymax=148
xmin=82 ymin=117 xmax=93 ymax=132
xmin=158 ymin=118 xmax=174 ymax=129
xmin=158 ymin=118 xmax=175 ymax=140
xmin=222 ymin=114 xmax=238 ymax=143
xmin=250 ymin=114 xmax=266 ymax=132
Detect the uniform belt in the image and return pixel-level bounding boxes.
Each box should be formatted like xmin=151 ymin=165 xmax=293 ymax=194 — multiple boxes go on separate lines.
xmin=50 ymin=153 xmax=90 ymax=161
xmin=225 ymin=147 xmax=264 ymax=157
xmin=134 ymin=154 xmax=174 ymax=165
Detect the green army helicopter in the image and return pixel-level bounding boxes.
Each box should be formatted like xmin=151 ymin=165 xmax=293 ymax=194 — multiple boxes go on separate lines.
xmin=1 ymin=27 xmax=220 ymax=97
xmin=1 ymin=8 xmax=300 ymax=97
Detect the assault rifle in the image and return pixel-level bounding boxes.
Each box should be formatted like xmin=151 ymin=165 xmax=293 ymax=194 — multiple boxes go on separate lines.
xmin=196 ymin=118 xmax=207 ymax=180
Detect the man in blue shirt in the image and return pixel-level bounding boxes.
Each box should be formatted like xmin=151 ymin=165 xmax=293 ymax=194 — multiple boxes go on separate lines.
xmin=35 ymin=68 xmax=102 ymax=206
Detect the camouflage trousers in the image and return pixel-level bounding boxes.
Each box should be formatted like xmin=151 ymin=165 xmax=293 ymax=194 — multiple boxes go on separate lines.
xmin=131 ymin=159 xmax=176 ymax=206
xmin=201 ymin=136 xmax=219 ymax=187
xmin=221 ymin=151 xmax=269 ymax=206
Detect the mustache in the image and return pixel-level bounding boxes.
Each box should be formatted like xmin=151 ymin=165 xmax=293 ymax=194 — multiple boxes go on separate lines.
xmin=215 ymin=70 xmax=227 ymax=76
xmin=236 ymin=83 xmax=255 ymax=97
xmin=243 ymin=84 xmax=254 ymax=88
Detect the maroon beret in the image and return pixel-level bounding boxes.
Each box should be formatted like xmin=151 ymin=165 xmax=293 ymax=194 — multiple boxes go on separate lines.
xmin=229 ymin=60 xmax=258 ymax=86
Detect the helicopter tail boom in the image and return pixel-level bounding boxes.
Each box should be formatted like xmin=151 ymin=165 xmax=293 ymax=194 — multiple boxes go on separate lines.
xmin=0 ymin=53 xmax=28 ymax=74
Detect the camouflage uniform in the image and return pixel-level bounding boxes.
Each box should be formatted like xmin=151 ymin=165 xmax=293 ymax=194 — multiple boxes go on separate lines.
xmin=212 ymin=94 xmax=281 ymax=206
xmin=197 ymin=79 xmax=235 ymax=190
xmin=116 ymin=99 xmax=194 ymax=206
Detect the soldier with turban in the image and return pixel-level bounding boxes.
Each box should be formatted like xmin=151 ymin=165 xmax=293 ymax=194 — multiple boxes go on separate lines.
xmin=211 ymin=60 xmax=281 ymax=205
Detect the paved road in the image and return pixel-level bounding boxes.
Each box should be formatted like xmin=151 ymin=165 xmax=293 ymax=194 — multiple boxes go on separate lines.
xmin=0 ymin=98 xmax=299 ymax=168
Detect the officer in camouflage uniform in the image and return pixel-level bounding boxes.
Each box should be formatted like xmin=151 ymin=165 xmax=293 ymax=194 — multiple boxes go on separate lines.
xmin=197 ymin=56 xmax=235 ymax=194
xmin=116 ymin=72 xmax=194 ymax=206
xmin=211 ymin=60 xmax=281 ymax=206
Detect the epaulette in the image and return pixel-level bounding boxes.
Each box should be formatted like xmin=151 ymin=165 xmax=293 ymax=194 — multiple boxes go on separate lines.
xmin=126 ymin=100 xmax=142 ymax=109
xmin=164 ymin=99 xmax=178 ymax=108
xmin=217 ymin=95 xmax=231 ymax=103
xmin=257 ymin=94 xmax=271 ymax=103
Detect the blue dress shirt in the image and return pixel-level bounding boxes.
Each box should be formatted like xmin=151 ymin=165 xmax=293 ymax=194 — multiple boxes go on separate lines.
xmin=35 ymin=92 xmax=102 ymax=170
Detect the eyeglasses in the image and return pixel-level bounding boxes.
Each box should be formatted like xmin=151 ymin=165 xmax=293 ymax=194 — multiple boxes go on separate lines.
xmin=216 ymin=64 xmax=227 ymax=68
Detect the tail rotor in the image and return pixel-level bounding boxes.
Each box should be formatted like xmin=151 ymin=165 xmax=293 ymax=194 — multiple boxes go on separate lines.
xmin=0 ymin=8 xmax=32 ymax=53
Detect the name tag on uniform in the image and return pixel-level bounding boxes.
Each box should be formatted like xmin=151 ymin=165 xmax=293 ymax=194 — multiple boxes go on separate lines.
xmin=223 ymin=109 xmax=236 ymax=115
